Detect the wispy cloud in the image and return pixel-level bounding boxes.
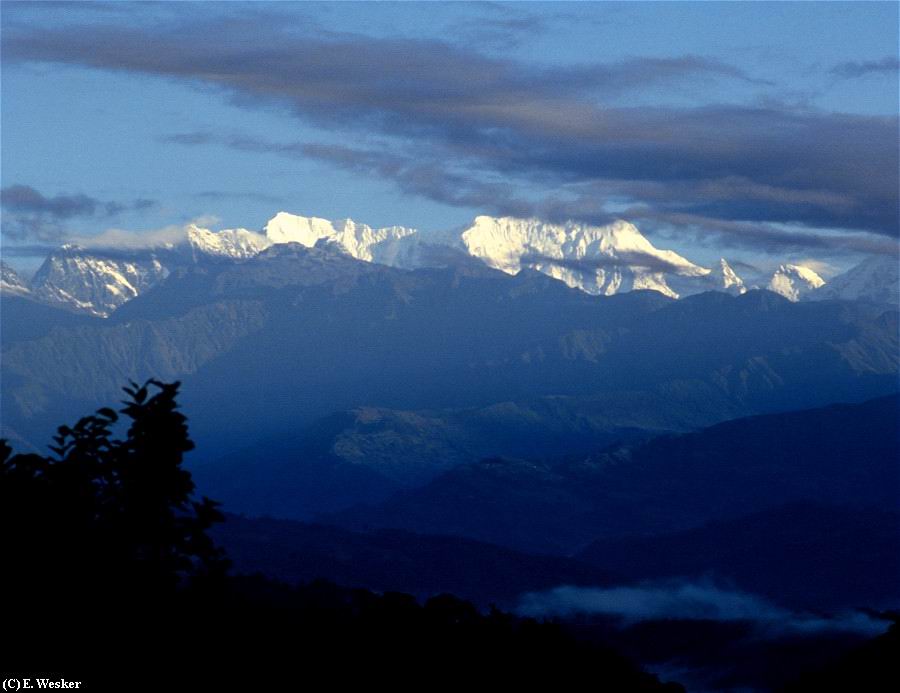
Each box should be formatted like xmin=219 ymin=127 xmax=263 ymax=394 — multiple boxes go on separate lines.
xmin=622 ymin=209 xmax=900 ymax=257
xmin=448 ymin=3 xmax=558 ymax=49
xmin=1 ymin=184 xmax=155 ymax=242
xmin=194 ymin=190 xmax=285 ymax=205
xmin=831 ymin=56 xmax=900 ymax=79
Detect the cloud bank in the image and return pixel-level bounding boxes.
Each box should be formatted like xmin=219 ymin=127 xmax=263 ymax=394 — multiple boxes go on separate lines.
xmin=3 ymin=9 xmax=898 ymax=256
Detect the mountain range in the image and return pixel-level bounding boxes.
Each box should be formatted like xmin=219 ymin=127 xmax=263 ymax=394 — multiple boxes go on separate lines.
xmin=3 ymin=235 xmax=896 ymax=467
xmin=5 ymin=212 xmax=897 ymax=318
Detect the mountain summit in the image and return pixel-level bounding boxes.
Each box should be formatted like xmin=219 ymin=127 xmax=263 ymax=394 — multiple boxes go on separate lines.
xmin=261 ymin=213 xmax=714 ymax=298
xmin=767 ymin=264 xmax=826 ymax=302
xmin=454 ymin=216 xmax=707 ymax=298
xmin=263 ymin=212 xmax=420 ymax=266
xmin=814 ymin=255 xmax=899 ymax=305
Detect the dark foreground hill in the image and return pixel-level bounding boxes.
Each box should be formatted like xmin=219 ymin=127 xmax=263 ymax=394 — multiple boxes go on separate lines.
xmin=211 ymin=514 xmax=617 ymax=609
xmin=208 ymin=502 xmax=900 ymax=615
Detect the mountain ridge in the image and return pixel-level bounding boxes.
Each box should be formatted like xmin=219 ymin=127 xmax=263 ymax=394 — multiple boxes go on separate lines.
xmin=324 ymin=394 xmax=900 ymax=555
xmin=3 ymin=240 xmax=896 ymax=460
xmin=10 ymin=211 xmax=891 ymax=316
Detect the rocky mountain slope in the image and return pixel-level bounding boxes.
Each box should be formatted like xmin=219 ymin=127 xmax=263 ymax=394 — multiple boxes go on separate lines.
xmin=0 ymin=261 xmax=31 ymax=297
xmin=814 ymin=254 xmax=899 ymax=305
xmin=767 ymin=263 xmax=826 ymax=302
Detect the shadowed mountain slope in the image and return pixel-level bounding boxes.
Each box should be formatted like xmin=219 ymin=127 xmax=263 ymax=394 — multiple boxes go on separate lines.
xmin=577 ymin=502 xmax=900 ymax=610
xmin=212 ymin=514 xmax=617 ymax=609
xmin=327 ymin=395 xmax=900 ymax=557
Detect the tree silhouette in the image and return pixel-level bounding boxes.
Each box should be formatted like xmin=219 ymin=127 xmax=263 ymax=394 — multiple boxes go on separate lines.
xmin=0 ymin=379 xmax=227 ymax=609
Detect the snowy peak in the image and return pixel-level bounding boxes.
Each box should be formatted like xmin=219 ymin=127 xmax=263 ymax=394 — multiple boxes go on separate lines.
xmin=1 ymin=261 xmax=31 ymax=297
xmin=460 ymin=216 xmax=698 ymax=272
xmin=263 ymin=212 xmax=419 ymax=266
xmin=186 ymin=224 xmax=270 ymax=260
xmin=710 ymin=258 xmax=747 ymax=295
xmin=24 ymin=225 xmax=270 ymax=316
xmin=264 ymin=212 xmax=336 ymax=247
xmin=331 ymin=218 xmax=419 ymax=265
xmin=767 ymin=264 xmax=826 ymax=302
xmin=30 ymin=246 xmax=169 ymax=317
xmin=814 ymin=255 xmax=899 ymax=305
xmin=457 ymin=216 xmax=705 ymax=298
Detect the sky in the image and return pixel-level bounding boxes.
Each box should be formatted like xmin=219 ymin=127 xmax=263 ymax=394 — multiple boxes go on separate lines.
xmin=2 ymin=1 xmax=898 ymax=275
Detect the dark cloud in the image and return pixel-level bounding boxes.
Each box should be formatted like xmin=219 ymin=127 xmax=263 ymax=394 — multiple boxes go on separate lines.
xmin=450 ymin=8 xmax=553 ymax=49
xmin=4 ymin=14 xmax=898 ymax=253
xmin=447 ymin=3 xmax=611 ymax=50
xmin=1 ymin=184 xmax=101 ymax=219
xmin=0 ymin=185 xmax=156 ymax=242
xmin=299 ymin=143 xmax=537 ymax=216
xmin=623 ymin=209 xmax=900 ymax=258
xmin=171 ymin=133 xmax=900 ymax=257
xmin=163 ymin=132 xmax=217 ymax=146
xmin=831 ymin=56 xmax=900 ymax=79
xmin=728 ymin=259 xmax=763 ymax=274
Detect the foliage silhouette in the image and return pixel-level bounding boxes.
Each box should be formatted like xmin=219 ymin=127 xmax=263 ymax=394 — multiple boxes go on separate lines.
xmin=782 ymin=616 xmax=900 ymax=692
xmin=1 ymin=380 xmax=227 ymax=608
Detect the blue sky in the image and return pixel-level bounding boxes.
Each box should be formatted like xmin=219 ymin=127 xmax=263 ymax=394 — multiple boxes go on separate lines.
xmin=2 ymin=1 xmax=898 ymax=274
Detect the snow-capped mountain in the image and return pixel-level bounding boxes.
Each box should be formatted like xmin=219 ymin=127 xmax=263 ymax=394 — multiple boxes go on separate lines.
xmin=766 ymin=264 xmax=825 ymax=302
xmin=262 ymin=213 xmax=716 ymax=297
xmin=450 ymin=216 xmax=707 ymax=298
xmin=185 ymin=224 xmax=270 ymax=260
xmin=1 ymin=261 xmax=31 ymax=297
xmin=18 ymin=209 xmax=900 ymax=317
xmin=29 ymin=245 xmax=170 ymax=317
xmin=25 ymin=224 xmax=271 ymax=316
xmin=263 ymin=212 xmax=421 ymax=267
xmin=812 ymin=255 xmax=899 ymax=305
xmin=707 ymin=258 xmax=747 ymax=295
